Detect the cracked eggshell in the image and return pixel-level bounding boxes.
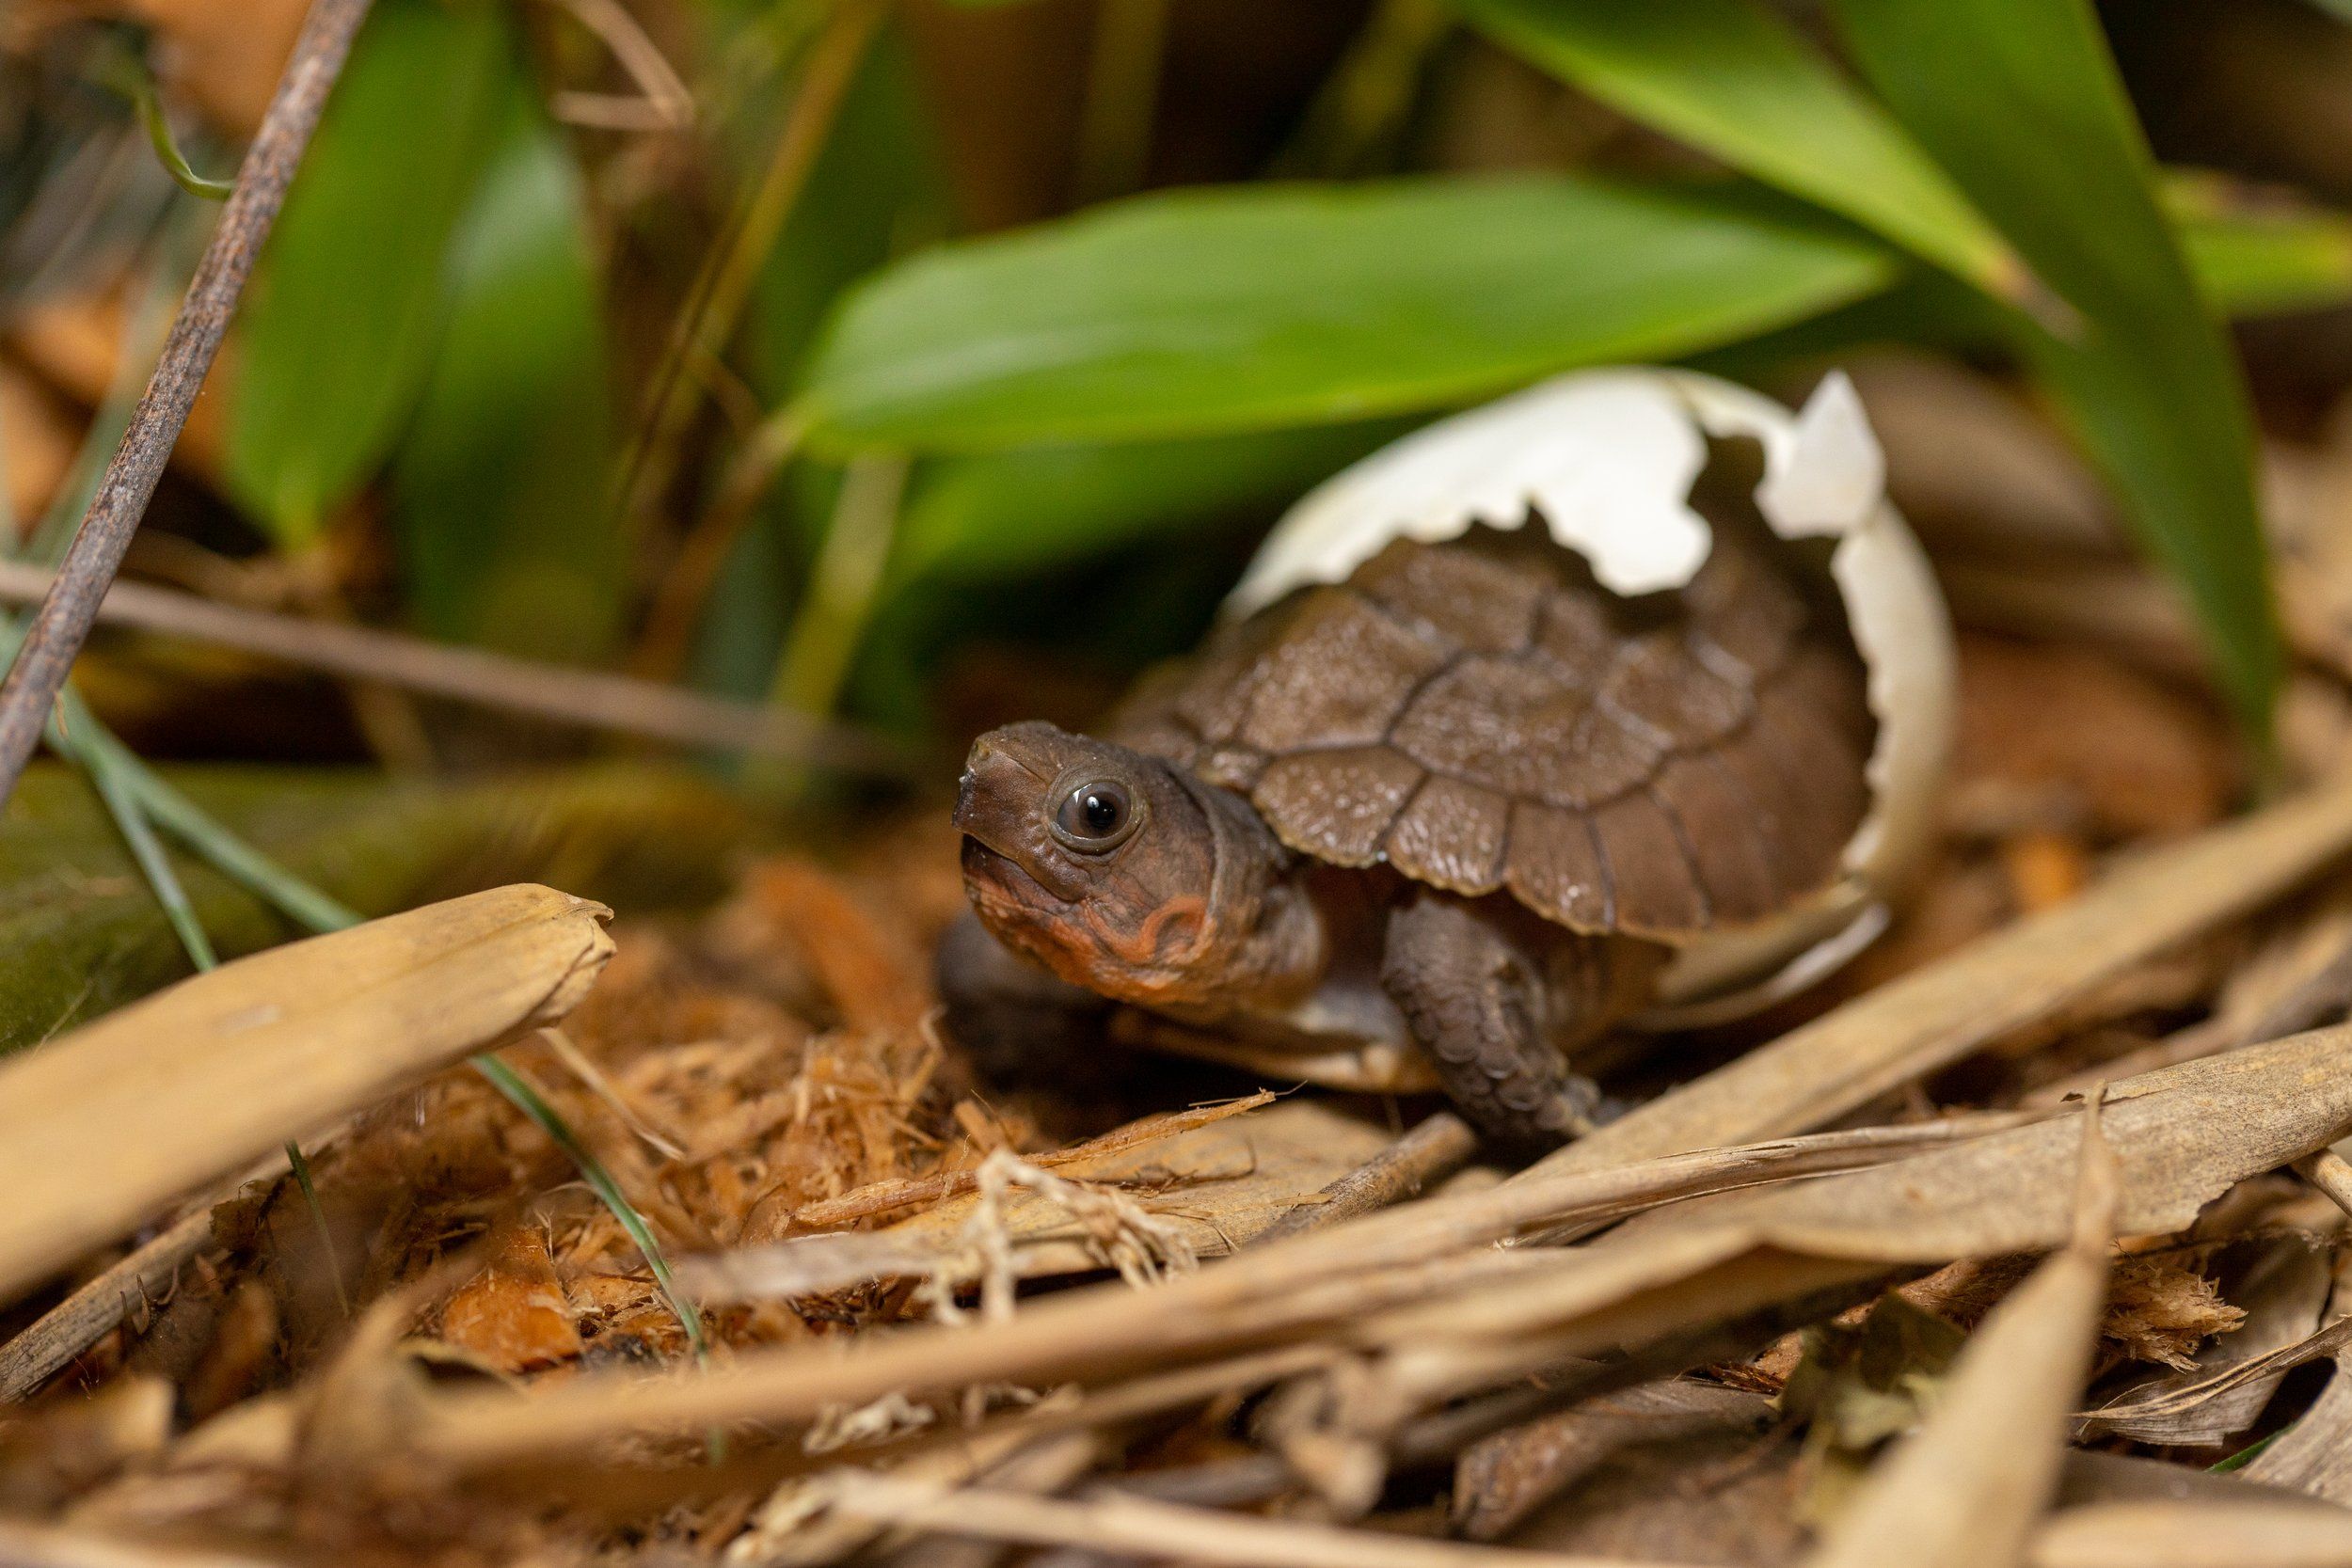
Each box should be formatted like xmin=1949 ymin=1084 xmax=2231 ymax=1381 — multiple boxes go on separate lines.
xmin=1226 ymin=367 xmax=1956 ymax=1025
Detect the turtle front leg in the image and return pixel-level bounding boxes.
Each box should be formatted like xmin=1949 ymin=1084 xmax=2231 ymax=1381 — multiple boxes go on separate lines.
xmin=1379 ymin=894 xmax=1645 ymax=1152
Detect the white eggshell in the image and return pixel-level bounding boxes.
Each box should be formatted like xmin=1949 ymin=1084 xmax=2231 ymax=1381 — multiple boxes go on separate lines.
xmin=1226 ymin=367 xmax=1958 ymax=1023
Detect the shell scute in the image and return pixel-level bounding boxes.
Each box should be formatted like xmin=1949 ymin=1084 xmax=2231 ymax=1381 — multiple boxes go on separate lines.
xmin=1597 ymin=629 xmax=1753 ymax=752
xmin=1351 ymin=538 xmax=1546 ymax=653
xmin=1250 ymin=746 xmax=1423 ymax=866
xmin=1384 ymin=774 xmax=1511 ymax=895
xmin=1681 ymin=540 xmax=1804 ymax=678
xmin=1653 ymin=752 xmax=1783 ymax=924
xmin=1388 ymin=655 xmax=1619 ymax=804
xmin=1504 ymin=800 xmax=1614 ymax=929
xmin=1232 ymin=588 xmax=1448 ymax=753
xmin=1589 ymin=790 xmax=1712 ymax=934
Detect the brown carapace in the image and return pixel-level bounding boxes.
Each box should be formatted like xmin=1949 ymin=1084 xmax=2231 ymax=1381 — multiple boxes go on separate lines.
xmin=945 ymin=520 xmax=1874 ymax=1150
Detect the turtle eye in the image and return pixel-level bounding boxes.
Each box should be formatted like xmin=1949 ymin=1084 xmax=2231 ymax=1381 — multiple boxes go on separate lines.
xmin=1051 ymin=779 xmax=1140 ymax=852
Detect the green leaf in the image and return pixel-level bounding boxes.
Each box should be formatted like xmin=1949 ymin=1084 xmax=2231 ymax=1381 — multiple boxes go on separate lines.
xmin=893 ymin=421 xmax=1406 ymax=584
xmin=1456 ymin=0 xmax=2027 ymax=304
xmin=224 ymin=0 xmax=511 ymax=544
xmin=1830 ymin=0 xmax=2282 ymax=744
xmin=798 ymin=176 xmax=1895 ymax=451
xmin=2166 ymin=170 xmax=2352 ymax=319
xmin=390 ymin=87 xmax=623 ymax=662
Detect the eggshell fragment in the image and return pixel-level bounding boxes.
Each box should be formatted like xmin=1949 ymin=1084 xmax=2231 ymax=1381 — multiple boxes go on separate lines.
xmin=1226 ymin=367 xmax=1958 ymax=1022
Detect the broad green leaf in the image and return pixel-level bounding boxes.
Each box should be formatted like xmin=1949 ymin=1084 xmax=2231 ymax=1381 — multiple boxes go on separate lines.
xmin=1457 ymin=0 xmax=2027 ymax=303
xmin=224 ymin=0 xmax=509 ymax=543
xmin=893 ymin=422 xmax=1406 ymax=584
xmin=2166 ymin=171 xmax=2352 ymax=319
xmin=391 ymin=87 xmax=622 ymax=662
xmin=797 ymin=177 xmax=1895 ymax=451
xmin=1831 ymin=0 xmax=2281 ymax=743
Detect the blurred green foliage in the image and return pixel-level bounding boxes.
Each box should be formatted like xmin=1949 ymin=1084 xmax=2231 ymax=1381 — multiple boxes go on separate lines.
xmin=392 ymin=83 xmax=622 ymax=661
xmin=224 ymin=0 xmax=512 ymax=542
xmin=72 ymin=0 xmax=2352 ymax=755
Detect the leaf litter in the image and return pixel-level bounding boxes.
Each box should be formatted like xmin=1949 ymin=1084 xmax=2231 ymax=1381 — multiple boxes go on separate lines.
xmin=11 ymin=640 xmax=2352 ymax=1568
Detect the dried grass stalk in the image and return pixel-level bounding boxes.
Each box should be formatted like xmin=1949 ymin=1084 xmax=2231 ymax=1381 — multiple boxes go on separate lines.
xmin=0 ymin=885 xmax=612 ymax=1301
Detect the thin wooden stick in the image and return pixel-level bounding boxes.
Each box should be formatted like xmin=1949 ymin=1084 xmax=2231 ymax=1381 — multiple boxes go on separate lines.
xmin=0 ymin=560 xmax=916 ymax=776
xmin=0 ymin=1150 xmax=284 ymax=1402
xmin=2296 ymin=1148 xmax=2352 ymax=1220
xmin=0 ymin=1211 xmax=209 ymax=1402
xmin=0 ymin=0 xmax=375 ymax=810
xmin=1253 ymin=1112 xmax=1480 ymax=1243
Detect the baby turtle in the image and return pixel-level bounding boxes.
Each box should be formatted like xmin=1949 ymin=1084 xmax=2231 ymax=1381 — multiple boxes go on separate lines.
xmin=942 ymin=372 xmax=1943 ymax=1149
xmin=945 ymin=516 xmax=1881 ymax=1148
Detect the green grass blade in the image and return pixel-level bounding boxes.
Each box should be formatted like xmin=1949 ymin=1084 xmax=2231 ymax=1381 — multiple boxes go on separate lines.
xmin=1829 ymin=0 xmax=2282 ymax=747
xmin=58 ymin=709 xmax=218 ymax=972
xmin=469 ymin=1053 xmax=707 ymax=1364
xmin=1456 ymin=0 xmax=2030 ymax=305
xmin=75 ymin=720 xmax=366 ymax=935
xmin=125 ymin=68 xmax=233 ymax=200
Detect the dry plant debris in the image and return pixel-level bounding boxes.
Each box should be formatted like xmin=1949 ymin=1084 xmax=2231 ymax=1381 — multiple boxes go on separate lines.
xmin=9 ymin=637 xmax=2352 ymax=1568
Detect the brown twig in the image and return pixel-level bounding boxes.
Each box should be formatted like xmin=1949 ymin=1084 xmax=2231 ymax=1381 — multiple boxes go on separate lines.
xmin=2295 ymin=1148 xmax=2352 ymax=1220
xmin=548 ymin=0 xmax=694 ymax=132
xmin=0 ymin=1148 xmax=292 ymax=1402
xmin=0 ymin=560 xmax=918 ymax=777
xmin=0 ymin=0 xmax=376 ymax=811
xmin=1253 ymin=1111 xmax=1480 ymax=1243
xmin=0 ymin=1212 xmax=212 ymax=1402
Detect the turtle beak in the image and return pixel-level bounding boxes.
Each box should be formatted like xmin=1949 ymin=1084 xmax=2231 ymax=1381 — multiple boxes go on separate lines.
xmin=954 ymin=726 xmax=1088 ymax=901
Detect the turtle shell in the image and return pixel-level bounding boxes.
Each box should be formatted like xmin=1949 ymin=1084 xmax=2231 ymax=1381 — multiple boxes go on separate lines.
xmin=1110 ymin=520 xmax=1874 ymax=943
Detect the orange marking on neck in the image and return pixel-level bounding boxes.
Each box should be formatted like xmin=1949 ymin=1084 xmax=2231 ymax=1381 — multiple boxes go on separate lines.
xmin=1136 ymin=895 xmax=1209 ymax=962
xmin=1079 ymin=895 xmax=1209 ymax=972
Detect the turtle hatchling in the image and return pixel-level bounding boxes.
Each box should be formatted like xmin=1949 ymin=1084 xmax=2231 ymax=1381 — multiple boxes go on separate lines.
xmin=942 ymin=369 xmax=1955 ymax=1149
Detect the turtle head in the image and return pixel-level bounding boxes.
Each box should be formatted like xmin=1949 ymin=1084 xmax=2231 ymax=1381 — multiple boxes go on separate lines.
xmin=954 ymin=721 xmax=1311 ymax=1007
